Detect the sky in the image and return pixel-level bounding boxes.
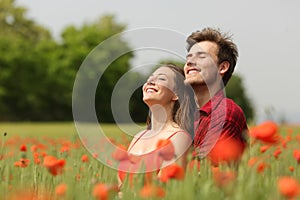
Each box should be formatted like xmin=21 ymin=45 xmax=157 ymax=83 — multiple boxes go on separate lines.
xmin=16 ymin=0 xmax=300 ymax=124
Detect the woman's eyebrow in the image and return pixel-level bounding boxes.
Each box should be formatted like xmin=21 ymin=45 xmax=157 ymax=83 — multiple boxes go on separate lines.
xmin=152 ymin=73 xmax=167 ymax=76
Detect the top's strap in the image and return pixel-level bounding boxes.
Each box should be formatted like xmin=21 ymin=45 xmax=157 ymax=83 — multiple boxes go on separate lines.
xmin=128 ymin=130 xmax=186 ymax=152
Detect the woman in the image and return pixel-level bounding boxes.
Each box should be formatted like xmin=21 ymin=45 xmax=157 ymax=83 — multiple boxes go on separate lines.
xmin=117 ymin=64 xmax=195 ymax=188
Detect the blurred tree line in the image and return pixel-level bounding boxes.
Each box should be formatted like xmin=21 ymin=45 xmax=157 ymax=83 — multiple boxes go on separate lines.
xmin=0 ymin=0 xmax=254 ymax=122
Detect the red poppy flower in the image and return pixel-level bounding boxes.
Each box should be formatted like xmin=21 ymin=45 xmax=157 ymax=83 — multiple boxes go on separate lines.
xmin=256 ymin=162 xmax=268 ymax=173
xmin=281 ymin=139 xmax=288 ymax=149
xmin=277 ymin=176 xmax=299 ymax=198
xmin=14 ymin=158 xmax=30 ymax=168
xmin=60 ymin=146 xmax=70 ymax=153
xmin=208 ymin=137 xmax=244 ymax=165
xmin=33 ymin=152 xmax=39 ymax=158
xmin=111 ymin=145 xmax=129 ymax=161
xmin=30 ymin=145 xmax=38 ymax=152
xmin=247 ymin=157 xmax=268 ymax=174
xmin=93 ymin=184 xmax=108 ymax=200
xmin=273 ymin=148 xmax=282 ymax=159
xmin=43 ymin=155 xmax=66 ymax=176
xmin=248 ymin=157 xmax=259 ymax=167
xmin=92 ymin=153 xmax=98 ymax=158
xmin=55 ymin=183 xmax=67 ymax=196
xmin=20 ymin=144 xmax=27 ymax=152
xmin=6 ymin=189 xmax=51 ymax=200
xmin=81 ymin=154 xmax=89 ymax=162
xmin=159 ymin=163 xmax=185 ymax=183
xmin=93 ymin=183 xmax=118 ymax=200
xmin=293 ymin=149 xmax=300 ymax=163
xmin=139 ymin=184 xmax=165 ymax=198
xmin=156 ymin=139 xmax=175 ymax=161
xmin=41 ymin=152 xmax=47 ymax=157
xmin=212 ymin=168 xmax=237 ymax=187
xmin=249 ymin=121 xmax=280 ymax=144
xmin=260 ymin=145 xmax=270 ymax=153
xmin=33 ymin=153 xmax=41 ymax=164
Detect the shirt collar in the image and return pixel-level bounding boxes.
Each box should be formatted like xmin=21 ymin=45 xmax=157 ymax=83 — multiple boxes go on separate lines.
xmin=199 ymin=89 xmax=225 ymax=115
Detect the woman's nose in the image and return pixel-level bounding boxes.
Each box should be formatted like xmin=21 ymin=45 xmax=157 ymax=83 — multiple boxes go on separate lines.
xmin=146 ymin=76 xmax=156 ymax=85
xmin=147 ymin=80 xmax=155 ymax=85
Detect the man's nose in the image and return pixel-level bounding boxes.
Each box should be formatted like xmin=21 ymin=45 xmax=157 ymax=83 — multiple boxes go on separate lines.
xmin=186 ymin=58 xmax=195 ymax=67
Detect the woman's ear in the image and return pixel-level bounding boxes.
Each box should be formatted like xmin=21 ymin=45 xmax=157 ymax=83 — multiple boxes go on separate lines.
xmin=172 ymin=94 xmax=179 ymax=101
xmin=219 ymin=61 xmax=230 ymax=76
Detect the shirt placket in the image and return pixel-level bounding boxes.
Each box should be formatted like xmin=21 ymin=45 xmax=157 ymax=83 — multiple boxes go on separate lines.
xmin=194 ymin=110 xmax=201 ymax=134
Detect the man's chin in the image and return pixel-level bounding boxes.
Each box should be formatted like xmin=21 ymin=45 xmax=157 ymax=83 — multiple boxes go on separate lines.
xmin=184 ymin=78 xmax=195 ymax=85
xmin=184 ymin=78 xmax=205 ymax=86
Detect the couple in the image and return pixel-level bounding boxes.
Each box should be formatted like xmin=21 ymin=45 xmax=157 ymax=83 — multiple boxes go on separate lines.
xmin=121 ymin=27 xmax=248 ymax=178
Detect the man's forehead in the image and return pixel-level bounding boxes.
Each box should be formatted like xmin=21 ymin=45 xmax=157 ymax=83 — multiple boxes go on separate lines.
xmin=189 ymin=43 xmax=204 ymax=52
xmin=189 ymin=41 xmax=218 ymax=54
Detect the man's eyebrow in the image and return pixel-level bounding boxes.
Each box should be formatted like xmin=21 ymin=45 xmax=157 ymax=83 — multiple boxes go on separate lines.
xmin=186 ymin=51 xmax=208 ymax=58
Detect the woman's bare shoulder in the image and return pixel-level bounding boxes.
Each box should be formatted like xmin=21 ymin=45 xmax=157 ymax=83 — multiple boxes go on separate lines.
xmin=168 ymin=128 xmax=191 ymax=139
xmin=127 ymin=129 xmax=148 ymax=150
xmin=132 ymin=129 xmax=149 ymax=138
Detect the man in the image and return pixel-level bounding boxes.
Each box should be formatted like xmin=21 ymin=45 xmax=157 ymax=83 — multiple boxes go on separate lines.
xmin=183 ymin=27 xmax=248 ymax=160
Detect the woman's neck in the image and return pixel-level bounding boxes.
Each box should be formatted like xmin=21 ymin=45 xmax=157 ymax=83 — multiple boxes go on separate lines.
xmin=149 ymin=104 xmax=175 ymax=132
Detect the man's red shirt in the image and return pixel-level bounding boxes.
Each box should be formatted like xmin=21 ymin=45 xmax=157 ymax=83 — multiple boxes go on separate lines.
xmin=193 ymin=89 xmax=248 ymax=158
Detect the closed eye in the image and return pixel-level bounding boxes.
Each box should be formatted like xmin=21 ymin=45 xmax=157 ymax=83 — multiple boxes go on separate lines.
xmin=197 ymin=52 xmax=207 ymax=58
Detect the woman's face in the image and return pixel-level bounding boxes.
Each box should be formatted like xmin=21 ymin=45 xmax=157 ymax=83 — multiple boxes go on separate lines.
xmin=142 ymin=67 xmax=178 ymax=106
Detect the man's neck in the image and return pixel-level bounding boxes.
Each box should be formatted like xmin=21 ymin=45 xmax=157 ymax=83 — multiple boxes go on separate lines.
xmin=193 ymin=84 xmax=222 ymax=108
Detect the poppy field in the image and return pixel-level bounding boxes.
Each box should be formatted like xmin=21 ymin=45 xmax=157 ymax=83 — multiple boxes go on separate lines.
xmin=0 ymin=122 xmax=299 ymax=200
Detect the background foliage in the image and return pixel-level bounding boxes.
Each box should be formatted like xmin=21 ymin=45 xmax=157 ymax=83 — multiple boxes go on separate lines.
xmin=0 ymin=0 xmax=254 ymax=122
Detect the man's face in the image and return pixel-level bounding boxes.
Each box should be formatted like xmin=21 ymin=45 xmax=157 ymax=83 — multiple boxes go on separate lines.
xmin=184 ymin=41 xmax=220 ymax=87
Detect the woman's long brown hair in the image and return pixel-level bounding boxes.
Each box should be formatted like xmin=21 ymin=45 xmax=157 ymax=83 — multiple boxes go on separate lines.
xmin=145 ymin=64 xmax=196 ymax=138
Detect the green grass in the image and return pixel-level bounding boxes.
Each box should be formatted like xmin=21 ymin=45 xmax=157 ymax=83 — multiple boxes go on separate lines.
xmin=0 ymin=122 xmax=299 ymax=200
xmin=1 ymin=122 xmax=77 ymax=137
xmin=0 ymin=122 xmax=145 ymax=139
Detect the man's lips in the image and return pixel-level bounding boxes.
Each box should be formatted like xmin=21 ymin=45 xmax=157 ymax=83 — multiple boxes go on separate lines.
xmin=186 ymin=68 xmax=200 ymax=75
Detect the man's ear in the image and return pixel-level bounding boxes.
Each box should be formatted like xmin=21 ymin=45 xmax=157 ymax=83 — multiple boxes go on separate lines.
xmin=219 ymin=61 xmax=230 ymax=76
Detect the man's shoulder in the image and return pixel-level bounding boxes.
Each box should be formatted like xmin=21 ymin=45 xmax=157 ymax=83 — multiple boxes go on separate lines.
xmin=219 ymin=97 xmax=242 ymax=111
xmin=218 ymin=97 xmax=246 ymax=119
xmin=218 ymin=98 xmax=248 ymax=135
